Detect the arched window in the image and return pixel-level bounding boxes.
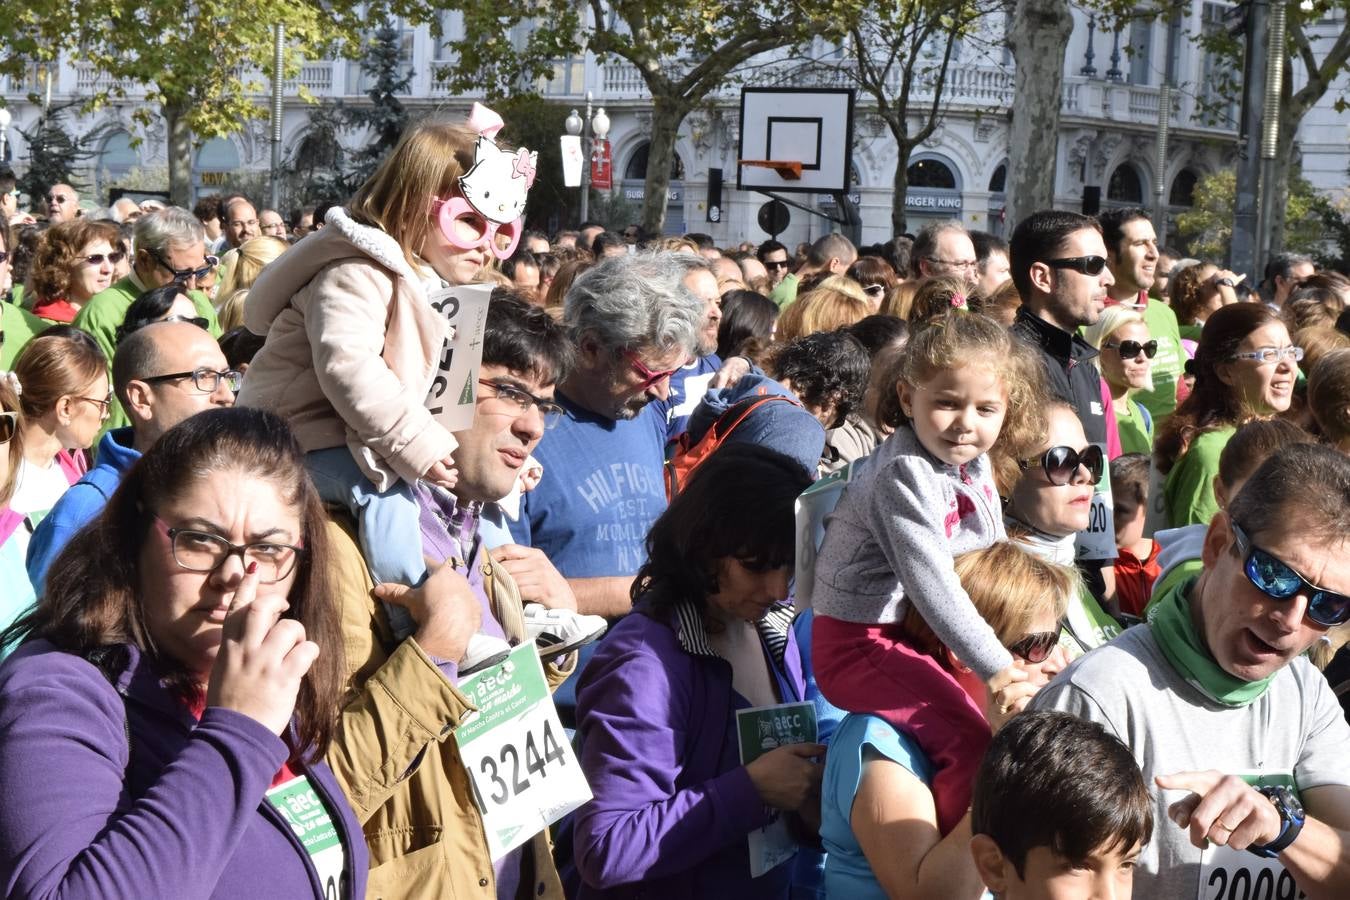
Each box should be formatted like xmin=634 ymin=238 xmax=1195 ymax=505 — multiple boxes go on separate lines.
xmin=1107 ymin=164 xmax=1144 ymax=203
xmin=97 ymin=131 xmax=139 ymax=189
xmin=196 ymin=137 xmax=240 ymax=173
xmin=623 ymin=142 xmax=685 ymax=181
xmin=907 ymin=157 xmax=957 ymax=190
xmin=988 ymin=163 xmax=1007 ymax=194
xmin=1169 ymin=169 xmax=1198 ymax=207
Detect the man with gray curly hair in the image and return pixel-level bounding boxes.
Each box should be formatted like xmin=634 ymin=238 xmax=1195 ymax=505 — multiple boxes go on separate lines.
xmin=508 ymin=251 xmax=703 ymax=618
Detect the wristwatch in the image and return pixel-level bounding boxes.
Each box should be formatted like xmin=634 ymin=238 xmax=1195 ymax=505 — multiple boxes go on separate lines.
xmin=1248 ymin=785 xmax=1305 ymax=858
xmin=1217 ymin=277 xmax=1236 ymax=287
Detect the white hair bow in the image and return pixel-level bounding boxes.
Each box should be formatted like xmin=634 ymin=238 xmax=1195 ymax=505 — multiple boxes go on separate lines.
xmin=0 ymin=370 xmax=20 ymax=397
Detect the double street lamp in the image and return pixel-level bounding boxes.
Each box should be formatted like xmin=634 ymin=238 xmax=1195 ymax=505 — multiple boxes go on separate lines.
xmin=564 ymin=93 xmax=610 ymax=224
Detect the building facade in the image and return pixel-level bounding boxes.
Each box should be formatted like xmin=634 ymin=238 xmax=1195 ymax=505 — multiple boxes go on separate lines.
xmin=1 ymin=3 xmax=1345 ymax=247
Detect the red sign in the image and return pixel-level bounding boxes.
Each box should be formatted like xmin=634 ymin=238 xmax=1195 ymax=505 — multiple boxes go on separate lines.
xmin=590 ymin=139 xmax=613 ymax=190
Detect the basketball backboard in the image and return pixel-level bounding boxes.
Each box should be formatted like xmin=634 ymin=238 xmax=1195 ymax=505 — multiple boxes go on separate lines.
xmin=737 ymin=88 xmax=855 ymax=195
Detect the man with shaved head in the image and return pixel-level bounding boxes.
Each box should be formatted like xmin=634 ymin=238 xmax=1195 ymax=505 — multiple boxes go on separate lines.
xmin=26 ymin=320 xmax=238 ymax=590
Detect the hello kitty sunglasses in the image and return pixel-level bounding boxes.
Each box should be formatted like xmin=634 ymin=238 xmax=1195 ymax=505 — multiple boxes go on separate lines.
xmin=432 ymin=197 xmax=521 ymax=261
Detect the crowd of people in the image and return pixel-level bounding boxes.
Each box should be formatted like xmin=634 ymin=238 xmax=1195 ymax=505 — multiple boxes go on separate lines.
xmin=2 ymin=105 xmax=1350 ymax=900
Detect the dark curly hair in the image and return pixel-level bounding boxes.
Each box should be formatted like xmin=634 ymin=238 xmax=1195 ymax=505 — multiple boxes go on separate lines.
xmin=769 ymin=329 xmax=870 ymax=429
xmin=632 ymin=444 xmax=811 ymax=616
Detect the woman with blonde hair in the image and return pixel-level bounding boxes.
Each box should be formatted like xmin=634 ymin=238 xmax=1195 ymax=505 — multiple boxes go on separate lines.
xmin=775 ymin=275 xmax=870 ymax=342
xmin=215 ymin=235 xmax=290 ymax=331
xmin=879 ymin=279 xmax=920 ymax=320
xmin=1085 ymin=305 xmax=1156 ymax=454
xmin=906 ymin=275 xmax=978 ymax=327
xmin=27 ymin=219 xmax=124 ymax=323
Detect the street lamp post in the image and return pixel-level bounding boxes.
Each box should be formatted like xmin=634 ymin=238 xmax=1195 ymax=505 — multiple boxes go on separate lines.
xmin=564 ymin=93 xmax=609 ymax=225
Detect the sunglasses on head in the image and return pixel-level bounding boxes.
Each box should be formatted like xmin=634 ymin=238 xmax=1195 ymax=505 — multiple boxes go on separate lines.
xmin=1043 ymin=255 xmax=1108 ymax=276
xmin=862 ymin=283 xmax=887 ymax=299
xmin=1231 ymin=521 xmax=1350 ymax=627
xmin=1007 ymin=631 xmax=1059 ymax=663
xmin=1020 ymin=443 xmax=1105 ymax=486
xmin=1106 ymin=339 xmax=1158 ymax=360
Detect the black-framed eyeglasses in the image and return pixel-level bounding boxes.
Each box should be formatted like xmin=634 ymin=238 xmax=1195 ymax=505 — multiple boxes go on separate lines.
xmin=0 ymin=410 xmax=16 ymax=444
xmin=1105 ymin=339 xmax=1158 ymax=360
xmin=162 ymin=314 xmax=210 ymax=330
xmin=84 ymin=251 xmax=127 ymax=267
xmin=156 ymin=518 xmax=304 ymax=584
xmin=151 ymin=250 xmax=217 ymax=283
xmin=141 ymin=367 xmax=242 ymax=393
xmin=478 ymin=379 xmax=565 ymax=428
xmin=1007 ymin=631 xmax=1059 ymax=663
xmin=1019 ymin=443 xmax=1105 ymax=486
xmin=75 ymin=394 xmax=113 ymax=419
xmin=1043 ymin=255 xmax=1108 ymax=276
xmin=1231 ymin=521 xmax=1350 ymax=627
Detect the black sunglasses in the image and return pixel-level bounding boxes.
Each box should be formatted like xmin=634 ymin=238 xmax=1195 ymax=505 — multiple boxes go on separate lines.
xmin=84 ymin=251 xmax=127 ymax=267
xmin=151 ymin=250 xmax=217 ymax=283
xmin=1043 ymin=255 xmax=1108 ymax=276
xmin=1020 ymin=444 xmax=1105 ymax=486
xmin=1105 ymin=339 xmax=1158 ymax=360
xmin=0 ymin=410 xmax=16 ymax=444
xmin=1232 ymin=522 xmax=1350 ymax=627
xmin=764 ymin=259 xmax=790 ymax=270
xmin=1007 ymin=631 xmax=1059 ymax=663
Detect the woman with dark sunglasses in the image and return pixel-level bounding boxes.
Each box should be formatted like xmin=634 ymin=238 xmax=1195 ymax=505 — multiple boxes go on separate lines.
xmin=1000 ymin=401 xmax=1124 ymax=657
xmin=819 ymin=541 xmax=1071 ymax=900
xmin=1085 ymin=305 xmax=1157 ymax=455
xmin=27 ymin=219 xmax=124 ymax=323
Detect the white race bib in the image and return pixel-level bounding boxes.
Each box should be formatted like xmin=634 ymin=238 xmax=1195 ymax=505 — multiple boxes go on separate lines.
xmin=265 ymin=775 xmax=347 ymax=899
xmin=456 ymin=642 xmax=592 ymax=860
xmin=1196 ymin=843 xmax=1305 ymax=900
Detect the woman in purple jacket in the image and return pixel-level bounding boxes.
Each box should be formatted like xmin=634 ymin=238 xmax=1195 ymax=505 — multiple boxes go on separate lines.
xmin=0 ymin=407 xmax=367 ymax=899
xmin=573 ymin=444 xmax=822 ymax=899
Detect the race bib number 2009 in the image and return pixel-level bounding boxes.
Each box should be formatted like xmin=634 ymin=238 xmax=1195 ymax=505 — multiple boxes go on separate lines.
xmin=1198 ymin=844 xmax=1305 ymax=900
xmin=456 ymin=641 xmax=592 ymax=860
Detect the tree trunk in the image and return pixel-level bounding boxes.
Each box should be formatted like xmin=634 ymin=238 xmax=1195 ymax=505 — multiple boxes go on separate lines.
xmin=164 ymin=101 xmax=193 ymax=208
xmin=641 ymin=96 xmax=687 ymax=235
xmin=1007 ymin=0 xmax=1073 ymax=227
xmin=891 ymin=136 xmax=914 ymax=237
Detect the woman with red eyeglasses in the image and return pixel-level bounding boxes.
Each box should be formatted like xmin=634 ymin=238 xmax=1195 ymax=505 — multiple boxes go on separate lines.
xmin=27 ymin=219 xmax=125 ymax=323
xmin=237 ymin=106 xmax=537 ymax=654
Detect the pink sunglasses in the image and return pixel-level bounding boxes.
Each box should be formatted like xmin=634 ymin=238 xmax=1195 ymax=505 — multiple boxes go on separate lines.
xmin=432 ymin=197 xmax=521 ymax=261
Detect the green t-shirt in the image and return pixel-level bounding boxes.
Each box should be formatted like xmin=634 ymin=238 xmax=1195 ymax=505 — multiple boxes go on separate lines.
xmin=770 ymin=273 xmax=799 ymax=310
xmin=1 ymin=301 xmax=47 ymax=370
xmin=1163 ymin=425 xmax=1236 ymax=528
xmin=1114 ymin=396 xmax=1153 ymax=456
xmin=72 ymin=275 xmax=222 ymax=431
xmin=1133 ymin=297 xmax=1184 ymax=425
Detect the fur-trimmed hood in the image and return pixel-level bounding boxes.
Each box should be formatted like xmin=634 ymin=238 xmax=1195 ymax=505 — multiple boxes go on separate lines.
xmin=245 ymin=207 xmax=427 ymax=336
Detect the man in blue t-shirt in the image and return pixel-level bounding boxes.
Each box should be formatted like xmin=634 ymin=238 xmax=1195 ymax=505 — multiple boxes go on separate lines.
xmin=508 ymin=252 xmax=704 ymax=618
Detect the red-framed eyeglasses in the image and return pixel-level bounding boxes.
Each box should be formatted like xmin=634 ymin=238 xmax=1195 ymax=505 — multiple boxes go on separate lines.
xmin=623 ymin=349 xmax=684 ymax=390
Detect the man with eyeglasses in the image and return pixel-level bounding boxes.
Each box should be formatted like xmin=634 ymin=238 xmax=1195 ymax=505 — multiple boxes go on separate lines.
xmin=911 ymin=220 xmax=979 ymax=290
xmin=1010 ymin=209 xmax=1118 ymax=600
xmin=320 ymin=294 xmax=598 ymax=898
xmin=43 ymin=183 xmax=80 ymax=225
xmin=72 ymin=207 xmax=223 ymax=431
xmin=1099 ymin=207 xmax=1185 ymax=426
xmin=510 ymin=252 xmax=703 ymax=620
xmin=26 ymin=320 xmax=236 ymax=592
xmin=768 ymin=233 xmax=857 ymax=308
xmin=757 ymin=239 xmax=791 ymax=288
xmin=1034 ymin=444 xmax=1350 ymax=899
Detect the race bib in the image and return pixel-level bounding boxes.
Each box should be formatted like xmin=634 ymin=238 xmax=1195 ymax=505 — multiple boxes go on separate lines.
xmin=456 ymin=641 xmax=592 ymax=860
xmin=265 ymin=775 xmax=347 ymax=900
xmin=424 ymin=283 xmax=493 ymax=433
xmin=1197 ymin=844 xmax=1305 ymax=900
xmin=793 ymin=463 xmax=855 ymax=610
xmin=735 ymin=701 xmax=819 ymax=878
xmin=1075 ymin=447 xmax=1116 ymax=562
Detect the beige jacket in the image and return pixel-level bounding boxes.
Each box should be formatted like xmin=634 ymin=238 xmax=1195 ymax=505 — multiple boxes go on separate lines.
xmin=238 ymin=209 xmax=455 ymax=491
xmin=322 ymin=517 xmax=573 ymax=900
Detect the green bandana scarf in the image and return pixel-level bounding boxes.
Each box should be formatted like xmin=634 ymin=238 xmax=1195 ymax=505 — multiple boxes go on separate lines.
xmin=1148 ymin=575 xmax=1276 ymax=707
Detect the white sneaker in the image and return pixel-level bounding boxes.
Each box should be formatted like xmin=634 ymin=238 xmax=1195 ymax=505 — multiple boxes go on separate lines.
xmin=459 ymin=632 xmax=512 ymax=676
xmin=522 ymin=604 xmax=608 ymax=659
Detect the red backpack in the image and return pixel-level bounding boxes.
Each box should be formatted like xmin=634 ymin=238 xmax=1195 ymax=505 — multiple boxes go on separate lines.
xmin=664 ymin=392 xmax=801 ymax=499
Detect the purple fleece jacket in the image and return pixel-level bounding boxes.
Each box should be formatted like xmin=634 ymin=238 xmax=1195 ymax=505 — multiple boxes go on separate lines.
xmin=573 ymin=603 xmax=806 ymax=899
xmin=0 ymin=640 xmax=368 ymax=899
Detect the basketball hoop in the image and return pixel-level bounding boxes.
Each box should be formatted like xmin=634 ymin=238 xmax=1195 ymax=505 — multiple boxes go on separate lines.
xmin=738 ymin=159 xmax=803 ymax=181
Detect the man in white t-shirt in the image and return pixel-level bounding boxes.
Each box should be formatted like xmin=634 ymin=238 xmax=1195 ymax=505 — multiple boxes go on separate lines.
xmin=1034 ymin=443 xmax=1350 ymax=898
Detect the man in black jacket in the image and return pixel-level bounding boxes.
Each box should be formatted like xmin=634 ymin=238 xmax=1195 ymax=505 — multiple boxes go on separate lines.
xmin=1009 ymin=210 xmax=1118 ymax=598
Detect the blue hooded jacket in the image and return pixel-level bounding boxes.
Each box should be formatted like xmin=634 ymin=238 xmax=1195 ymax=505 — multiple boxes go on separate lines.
xmin=683 ymin=373 xmax=826 ymax=478
xmin=27 ymin=427 xmax=141 ymax=594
